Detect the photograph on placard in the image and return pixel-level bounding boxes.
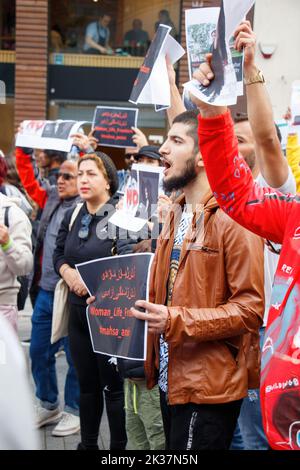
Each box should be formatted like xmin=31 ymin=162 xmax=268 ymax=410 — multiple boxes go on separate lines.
xmin=137 ymin=170 xmax=160 ymax=220
xmin=185 ymin=7 xmax=220 ymax=79
xmin=16 ymin=120 xmax=86 ymax=152
xmin=41 ymin=121 xmax=76 ymax=140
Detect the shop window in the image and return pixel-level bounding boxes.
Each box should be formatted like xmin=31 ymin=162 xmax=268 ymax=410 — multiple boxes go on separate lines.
xmin=49 ymin=0 xmax=180 ymax=58
xmin=0 ymin=0 xmax=15 ymax=51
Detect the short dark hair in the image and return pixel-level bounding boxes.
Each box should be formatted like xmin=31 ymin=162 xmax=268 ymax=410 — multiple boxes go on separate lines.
xmin=172 ymin=110 xmax=199 ymax=148
xmin=45 ymin=150 xmax=67 ymax=165
xmin=233 ymin=112 xmax=249 ymax=123
xmin=99 ymin=12 xmax=111 ymax=19
xmin=159 ymin=9 xmax=169 ymax=17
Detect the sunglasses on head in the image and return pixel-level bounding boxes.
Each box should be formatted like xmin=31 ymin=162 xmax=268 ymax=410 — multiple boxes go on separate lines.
xmin=78 ymin=213 xmax=93 ymax=240
xmin=57 ymin=172 xmax=76 ymax=181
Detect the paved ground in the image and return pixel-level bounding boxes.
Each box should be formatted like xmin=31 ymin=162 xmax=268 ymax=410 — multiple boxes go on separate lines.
xmin=19 ymin=300 xmax=110 ymax=450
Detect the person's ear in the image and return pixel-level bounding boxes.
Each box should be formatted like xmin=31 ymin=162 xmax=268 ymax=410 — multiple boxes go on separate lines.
xmin=195 ymin=151 xmax=204 ymax=168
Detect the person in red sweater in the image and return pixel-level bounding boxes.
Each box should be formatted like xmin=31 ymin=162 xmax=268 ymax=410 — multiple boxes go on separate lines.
xmin=194 ymin=21 xmax=300 ymax=451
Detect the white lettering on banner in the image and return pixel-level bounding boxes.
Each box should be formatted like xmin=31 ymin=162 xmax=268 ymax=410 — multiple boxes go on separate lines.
xmin=293 ymin=226 xmax=300 ymax=240
xmin=272 ymin=303 xmax=281 ymax=311
xmin=281 ymin=264 xmax=293 ymax=274
xmin=265 ymin=378 xmax=299 ymax=394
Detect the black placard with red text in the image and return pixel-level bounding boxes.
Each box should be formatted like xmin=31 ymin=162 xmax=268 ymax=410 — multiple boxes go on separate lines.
xmin=76 ymin=253 xmax=153 ymax=360
xmin=92 ymin=106 xmax=138 ymax=148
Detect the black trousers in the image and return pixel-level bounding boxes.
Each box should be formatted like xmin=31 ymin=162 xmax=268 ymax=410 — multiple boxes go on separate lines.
xmin=160 ymin=390 xmax=242 ymax=450
xmin=68 ymin=303 xmax=127 ymax=450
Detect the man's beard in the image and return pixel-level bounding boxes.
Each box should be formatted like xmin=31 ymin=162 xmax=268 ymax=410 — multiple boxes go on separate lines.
xmin=163 ymin=156 xmax=197 ymax=193
xmin=243 ymin=151 xmax=256 ymax=171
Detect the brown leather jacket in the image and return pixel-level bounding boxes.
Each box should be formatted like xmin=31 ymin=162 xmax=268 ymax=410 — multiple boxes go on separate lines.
xmin=145 ymin=192 xmax=265 ymax=405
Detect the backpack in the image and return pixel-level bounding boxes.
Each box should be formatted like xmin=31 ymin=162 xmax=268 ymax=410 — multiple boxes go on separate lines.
xmin=3 ymin=206 xmax=29 ymax=310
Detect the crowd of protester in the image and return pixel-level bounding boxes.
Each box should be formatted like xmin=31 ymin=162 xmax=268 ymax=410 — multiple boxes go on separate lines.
xmin=1 ymin=19 xmax=300 ymax=451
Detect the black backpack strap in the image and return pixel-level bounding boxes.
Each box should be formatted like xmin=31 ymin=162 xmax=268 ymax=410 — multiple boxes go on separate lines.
xmin=0 ymin=185 xmax=7 ymax=195
xmin=4 ymin=206 xmax=9 ymax=227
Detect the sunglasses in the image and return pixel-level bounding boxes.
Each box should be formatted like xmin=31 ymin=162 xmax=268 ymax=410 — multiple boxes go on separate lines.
xmin=125 ymin=154 xmax=137 ymax=160
xmin=78 ymin=213 xmax=93 ymax=240
xmin=57 ymin=172 xmax=76 ymax=181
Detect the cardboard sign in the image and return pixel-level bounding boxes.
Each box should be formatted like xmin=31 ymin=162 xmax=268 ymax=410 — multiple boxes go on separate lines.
xmin=92 ymin=106 xmax=139 ymax=148
xmin=76 ymin=253 xmax=154 ymax=361
xmin=16 ymin=120 xmax=86 ymax=152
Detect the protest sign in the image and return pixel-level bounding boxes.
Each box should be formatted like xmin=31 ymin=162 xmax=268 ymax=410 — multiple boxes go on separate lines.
xmin=109 ymin=163 xmax=164 ymax=232
xmin=76 ymin=253 xmax=154 ymax=360
xmin=185 ymin=7 xmax=244 ymax=96
xmin=185 ymin=7 xmax=220 ymax=80
xmin=223 ymin=0 xmax=255 ymax=42
xmin=129 ymin=24 xmax=185 ymax=109
xmin=184 ymin=0 xmax=255 ymax=106
xmin=92 ymin=106 xmax=138 ymax=148
xmin=16 ymin=120 xmax=86 ymax=152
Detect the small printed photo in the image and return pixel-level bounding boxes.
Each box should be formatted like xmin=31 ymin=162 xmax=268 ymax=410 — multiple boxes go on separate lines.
xmin=137 ymin=171 xmax=160 ymax=220
xmin=187 ymin=22 xmax=217 ymax=77
xmin=41 ymin=121 xmax=75 ymax=140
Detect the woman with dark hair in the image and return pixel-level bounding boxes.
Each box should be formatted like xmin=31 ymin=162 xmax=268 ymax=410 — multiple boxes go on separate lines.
xmin=53 ymin=152 xmax=134 ymax=450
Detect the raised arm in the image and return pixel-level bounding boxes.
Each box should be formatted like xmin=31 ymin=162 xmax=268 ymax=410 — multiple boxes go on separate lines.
xmin=166 ymin=57 xmax=186 ymax=126
xmin=193 ymin=52 xmax=295 ymax=244
xmin=236 ymin=22 xmax=289 ymax=188
xmin=15 ymin=147 xmax=48 ymax=209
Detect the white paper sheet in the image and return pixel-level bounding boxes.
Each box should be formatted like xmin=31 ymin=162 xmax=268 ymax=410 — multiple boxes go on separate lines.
xmin=184 ymin=1 xmax=256 ymax=107
xmin=110 ymin=164 xmax=164 ymax=233
xmin=129 ymin=25 xmax=185 ymax=108
xmin=223 ymin=0 xmax=255 ymax=41
xmin=16 ymin=120 xmax=87 ymax=152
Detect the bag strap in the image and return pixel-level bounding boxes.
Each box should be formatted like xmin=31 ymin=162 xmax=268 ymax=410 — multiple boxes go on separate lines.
xmin=4 ymin=206 xmax=9 ymax=227
xmin=69 ymin=203 xmax=83 ymax=232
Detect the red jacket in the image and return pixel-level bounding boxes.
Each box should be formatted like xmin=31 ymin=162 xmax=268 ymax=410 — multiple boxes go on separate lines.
xmin=199 ymin=110 xmax=300 ymax=451
xmin=15 ymin=147 xmax=48 ymax=209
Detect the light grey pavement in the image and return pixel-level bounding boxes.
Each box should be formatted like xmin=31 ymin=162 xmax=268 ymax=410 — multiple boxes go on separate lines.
xmin=18 ymin=300 xmax=110 ymax=450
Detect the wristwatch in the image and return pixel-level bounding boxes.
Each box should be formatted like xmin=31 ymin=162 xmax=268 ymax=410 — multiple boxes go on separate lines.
xmin=244 ymin=68 xmax=265 ymax=86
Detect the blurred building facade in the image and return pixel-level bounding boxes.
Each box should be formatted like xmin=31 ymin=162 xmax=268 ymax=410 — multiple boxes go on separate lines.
xmin=4 ymin=1 xmax=294 ymax=162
